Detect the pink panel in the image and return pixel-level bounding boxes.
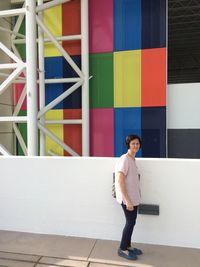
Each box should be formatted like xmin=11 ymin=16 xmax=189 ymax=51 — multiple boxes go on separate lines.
xmin=90 ymin=108 xmax=114 ymax=157
xmin=14 ymin=73 xmax=27 ymax=110
xmin=89 ymin=0 xmax=113 ymax=53
xmin=14 ymin=72 xmax=40 ymax=111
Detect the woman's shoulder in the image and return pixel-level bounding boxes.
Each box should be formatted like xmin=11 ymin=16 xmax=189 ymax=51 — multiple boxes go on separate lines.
xmin=119 ymin=153 xmax=128 ymax=159
xmin=118 ymin=153 xmax=129 ymax=163
xmin=115 ymin=154 xmax=127 ymax=164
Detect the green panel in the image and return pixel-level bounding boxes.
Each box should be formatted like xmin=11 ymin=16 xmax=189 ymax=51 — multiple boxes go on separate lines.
xmin=17 ymin=110 xmax=27 ymax=156
xmin=89 ymin=53 xmax=114 ymax=108
xmin=16 ymin=19 xmax=26 ymax=60
xmin=16 ymin=111 xmax=40 ymax=155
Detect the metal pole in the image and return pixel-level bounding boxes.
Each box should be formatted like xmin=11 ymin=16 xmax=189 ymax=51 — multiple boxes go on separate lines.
xmin=13 ymin=34 xmax=82 ymax=44
xmin=0 ymin=66 xmax=24 ymax=95
xmin=81 ymin=0 xmax=89 ymax=156
xmin=36 ymin=0 xmax=71 ymax=12
xmin=13 ymin=123 xmax=28 ymax=156
xmin=0 ymin=8 xmax=26 ymax=18
xmin=45 ymin=78 xmax=81 ymax=84
xmin=11 ymin=3 xmax=25 ymax=43
xmin=13 ymin=85 xmax=26 ymax=116
xmin=26 ymin=0 xmax=38 ymax=156
xmin=36 ymin=15 xmax=83 ymax=78
xmin=0 ymin=116 xmax=27 ymax=122
xmin=0 ymin=26 xmax=25 ymax=38
xmin=38 ymin=122 xmax=80 ymax=156
xmin=0 ymin=63 xmax=19 ymax=69
xmin=45 ymin=119 xmax=82 ymax=124
xmin=0 ymin=144 xmax=11 ymax=156
xmin=38 ymin=79 xmax=83 ymax=119
xmin=0 ymin=41 xmax=23 ymax=63
xmin=38 ymin=0 xmax=45 ymax=156
xmin=12 ymin=77 xmax=81 ymax=84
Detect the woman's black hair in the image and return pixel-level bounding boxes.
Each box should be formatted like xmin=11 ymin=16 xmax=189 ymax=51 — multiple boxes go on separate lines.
xmin=125 ymin=134 xmax=142 ymax=149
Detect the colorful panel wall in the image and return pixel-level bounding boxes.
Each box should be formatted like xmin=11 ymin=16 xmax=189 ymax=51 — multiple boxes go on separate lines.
xmin=89 ymin=0 xmax=167 ymax=158
xmin=114 ymin=0 xmax=141 ymax=51
xmin=90 ymin=108 xmax=114 ymax=156
xmin=16 ymin=0 xmax=167 ymax=158
xmin=114 ymin=108 xmax=141 ymax=157
xmin=45 ymin=110 xmax=64 ymax=156
xmin=89 ymin=0 xmax=113 ymax=53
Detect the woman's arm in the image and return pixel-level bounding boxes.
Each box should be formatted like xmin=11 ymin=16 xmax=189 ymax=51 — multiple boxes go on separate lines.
xmin=118 ymin=172 xmax=134 ymax=211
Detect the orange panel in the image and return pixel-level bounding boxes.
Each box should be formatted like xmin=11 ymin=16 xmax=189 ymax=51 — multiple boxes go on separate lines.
xmin=62 ymin=0 xmax=81 ymax=56
xmin=63 ymin=109 xmax=82 ymax=156
xmin=141 ymin=48 xmax=166 ymax=107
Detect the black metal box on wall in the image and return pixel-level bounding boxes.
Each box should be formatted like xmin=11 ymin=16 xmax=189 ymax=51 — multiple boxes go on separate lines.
xmin=138 ymin=204 xmax=160 ymax=215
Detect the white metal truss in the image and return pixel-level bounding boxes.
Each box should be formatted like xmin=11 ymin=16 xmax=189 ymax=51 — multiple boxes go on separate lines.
xmin=0 ymin=42 xmax=25 ymax=95
xmin=0 ymin=0 xmax=89 ymax=156
xmin=0 ymin=144 xmax=11 ymax=156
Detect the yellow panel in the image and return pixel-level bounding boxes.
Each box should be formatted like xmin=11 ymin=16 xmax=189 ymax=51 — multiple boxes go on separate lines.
xmin=44 ymin=42 xmax=62 ymax=57
xmin=45 ymin=110 xmax=64 ymax=156
xmin=44 ymin=5 xmax=62 ymax=57
xmin=114 ymin=50 xmax=141 ymax=107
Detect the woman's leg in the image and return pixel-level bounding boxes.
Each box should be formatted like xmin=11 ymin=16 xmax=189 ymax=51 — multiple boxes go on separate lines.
xmin=120 ymin=204 xmax=138 ymax=251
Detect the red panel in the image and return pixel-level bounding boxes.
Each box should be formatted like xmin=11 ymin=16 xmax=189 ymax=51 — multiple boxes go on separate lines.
xmin=14 ymin=69 xmax=40 ymax=111
xmin=63 ymin=109 xmax=82 ymax=156
xmin=141 ymin=48 xmax=166 ymax=107
xmin=90 ymin=108 xmax=114 ymax=157
xmin=14 ymin=73 xmax=26 ymax=110
xmin=14 ymin=83 xmax=27 ymax=110
xmin=62 ymin=0 xmax=81 ymax=56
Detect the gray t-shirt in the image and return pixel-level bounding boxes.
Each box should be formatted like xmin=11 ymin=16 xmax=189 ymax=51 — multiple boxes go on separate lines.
xmin=115 ymin=153 xmax=141 ymax=206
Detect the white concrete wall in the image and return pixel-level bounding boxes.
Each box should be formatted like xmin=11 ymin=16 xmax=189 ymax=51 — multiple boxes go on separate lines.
xmin=167 ymin=83 xmax=200 ymax=129
xmin=0 ymin=1 xmax=14 ymax=154
xmin=0 ymin=157 xmax=200 ymax=249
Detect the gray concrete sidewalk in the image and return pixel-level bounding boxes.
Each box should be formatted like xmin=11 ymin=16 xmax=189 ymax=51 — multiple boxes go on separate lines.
xmin=0 ymin=230 xmax=199 ymax=267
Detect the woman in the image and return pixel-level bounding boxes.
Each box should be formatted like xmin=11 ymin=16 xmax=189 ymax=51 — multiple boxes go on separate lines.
xmin=115 ymin=134 xmax=142 ymax=261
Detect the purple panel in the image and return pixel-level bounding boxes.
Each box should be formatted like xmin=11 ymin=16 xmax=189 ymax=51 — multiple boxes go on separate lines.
xmin=89 ymin=0 xmax=113 ymax=53
xmin=90 ymin=108 xmax=114 ymax=156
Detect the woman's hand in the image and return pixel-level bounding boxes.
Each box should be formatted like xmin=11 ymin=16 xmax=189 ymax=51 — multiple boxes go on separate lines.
xmin=125 ymin=200 xmax=134 ymax=211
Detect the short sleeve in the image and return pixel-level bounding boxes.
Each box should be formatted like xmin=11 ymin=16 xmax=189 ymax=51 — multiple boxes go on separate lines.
xmin=115 ymin=156 xmax=129 ymax=176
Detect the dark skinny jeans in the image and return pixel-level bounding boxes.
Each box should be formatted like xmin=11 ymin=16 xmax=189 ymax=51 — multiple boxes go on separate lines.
xmin=120 ymin=202 xmax=138 ymax=250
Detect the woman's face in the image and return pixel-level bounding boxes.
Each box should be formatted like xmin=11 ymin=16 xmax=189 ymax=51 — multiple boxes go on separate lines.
xmin=129 ymin=138 xmax=140 ymax=153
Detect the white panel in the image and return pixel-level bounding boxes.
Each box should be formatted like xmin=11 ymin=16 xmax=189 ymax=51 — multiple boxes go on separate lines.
xmin=0 ymin=157 xmax=200 ymax=249
xmin=167 ymin=83 xmax=200 ymax=129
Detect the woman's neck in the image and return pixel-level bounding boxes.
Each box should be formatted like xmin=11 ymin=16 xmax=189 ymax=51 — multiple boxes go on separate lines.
xmin=127 ymin=150 xmax=136 ymax=159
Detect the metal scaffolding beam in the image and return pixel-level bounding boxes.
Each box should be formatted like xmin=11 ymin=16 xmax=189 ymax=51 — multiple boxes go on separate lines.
xmin=0 ymin=0 xmax=90 ymax=157
xmin=26 ymin=0 xmax=38 ymax=156
xmin=81 ymin=0 xmax=89 ymax=156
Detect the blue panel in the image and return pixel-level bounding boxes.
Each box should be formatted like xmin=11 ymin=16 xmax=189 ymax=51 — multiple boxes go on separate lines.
xmin=63 ymin=55 xmax=82 ymax=109
xmin=142 ymin=0 xmax=166 ymax=49
xmin=114 ymin=0 xmax=141 ymax=51
xmin=141 ymin=107 xmax=166 ymax=157
xmin=114 ymin=108 xmax=142 ymax=157
xmin=45 ymin=57 xmax=64 ymax=109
